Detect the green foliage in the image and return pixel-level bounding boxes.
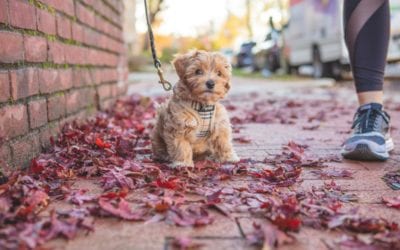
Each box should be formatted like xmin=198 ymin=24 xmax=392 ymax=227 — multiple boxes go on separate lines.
xmin=42 ymin=62 xmax=54 ymax=68
xmin=45 ymin=35 xmax=56 ymax=42
xmin=23 ymin=30 xmax=39 ymax=36
xmin=160 ymin=47 xmax=178 ymax=64
xmin=29 ymin=0 xmax=49 ymax=11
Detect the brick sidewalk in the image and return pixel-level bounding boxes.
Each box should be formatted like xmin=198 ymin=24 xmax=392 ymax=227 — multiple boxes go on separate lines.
xmin=42 ymin=74 xmax=400 ymax=250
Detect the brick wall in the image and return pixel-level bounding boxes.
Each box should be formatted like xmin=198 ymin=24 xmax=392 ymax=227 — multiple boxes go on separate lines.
xmin=0 ymin=0 xmax=129 ymax=173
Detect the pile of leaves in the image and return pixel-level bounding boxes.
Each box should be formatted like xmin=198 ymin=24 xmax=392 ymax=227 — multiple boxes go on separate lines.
xmin=0 ymin=94 xmax=399 ymax=249
xmin=225 ymin=97 xmax=353 ymax=132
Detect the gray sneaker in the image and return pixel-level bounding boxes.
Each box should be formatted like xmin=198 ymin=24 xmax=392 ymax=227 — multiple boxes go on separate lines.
xmin=341 ymin=103 xmax=394 ymax=161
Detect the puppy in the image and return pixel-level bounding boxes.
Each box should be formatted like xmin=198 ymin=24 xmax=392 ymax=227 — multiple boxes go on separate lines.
xmin=151 ymin=50 xmax=239 ymax=167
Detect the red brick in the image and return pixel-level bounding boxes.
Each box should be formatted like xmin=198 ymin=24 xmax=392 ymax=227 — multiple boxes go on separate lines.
xmin=76 ymin=2 xmax=95 ymax=27
xmin=0 ymin=144 xmax=12 ymax=173
xmin=93 ymin=69 xmax=118 ymax=84
xmin=94 ymin=16 xmax=105 ymax=33
xmin=83 ymin=88 xmax=96 ymax=108
xmin=66 ymin=88 xmax=95 ymax=114
xmin=102 ymin=68 xmax=119 ymax=83
xmin=101 ymin=21 xmax=121 ymax=40
xmin=92 ymin=1 xmax=106 ymax=17
xmin=37 ymin=9 xmax=56 ymax=35
xmin=47 ymin=94 xmax=66 ymax=120
xmin=48 ymin=41 xmax=65 ymax=64
xmin=101 ymin=52 xmax=118 ymax=67
xmin=0 ymin=31 xmax=24 ymax=63
xmin=0 ymin=0 xmax=7 ymax=24
xmin=28 ymin=99 xmax=47 ymax=129
xmin=81 ymin=0 xmax=95 ymax=7
xmin=106 ymin=38 xmax=123 ymax=53
xmin=88 ymin=48 xmax=111 ymax=66
xmin=91 ymin=69 xmax=102 ymax=84
xmin=97 ymin=84 xmax=111 ymax=100
xmin=73 ymin=68 xmax=92 ymax=87
xmin=114 ymin=0 xmax=124 ymax=14
xmin=66 ymin=90 xmax=80 ymax=114
xmin=9 ymin=0 xmax=36 ymax=30
xmin=38 ymin=124 xmax=60 ymax=149
xmin=11 ymin=133 xmax=40 ymax=168
xmin=107 ymin=23 xmax=119 ymax=38
xmin=10 ymin=68 xmax=39 ymax=100
xmin=56 ymin=14 xmax=72 ymax=39
xmin=72 ymin=23 xmax=84 ymax=43
xmin=24 ymin=36 xmax=47 ymax=62
xmin=110 ymin=83 xmax=118 ymax=97
xmin=58 ymin=69 xmax=73 ymax=90
xmin=38 ymin=69 xmax=59 ymax=94
xmin=83 ymin=28 xmax=97 ymax=46
xmin=42 ymin=0 xmax=74 ymax=17
xmin=64 ymin=45 xmax=86 ymax=65
xmin=94 ymin=2 xmax=119 ymax=26
xmin=0 ymin=104 xmax=28 ymax=139
xmin=0 ymin=71 xmax=10 ymax=102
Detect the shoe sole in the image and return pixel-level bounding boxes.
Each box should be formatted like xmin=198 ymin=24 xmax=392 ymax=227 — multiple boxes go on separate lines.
xmin=341 ymin=138 xmax=394 ymax=161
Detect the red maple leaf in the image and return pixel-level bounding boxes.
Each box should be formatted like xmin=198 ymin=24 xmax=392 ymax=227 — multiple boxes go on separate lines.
xmin=382 ymin=196 xmax=400 ymax=209
xmin=29 ymin=159 xmax=45 ymax=174
xmin=155 ymin=177 xmax=179 ymax=189
xmin=171 ymin=236 xmax=203 ymax=250
xmin=98 ymin=198 xmax=145 ymax=221
xmin=66 ymin=189 xmax=95 ymax=206
xmin=272 ymin=216 xmax=302 ymax=231
xmin=233 ymin=136 xmax=251 ymax=144
xmin=17 ymin=189 xmax=49 ymax=217
xmin=100 ymin=188 xmax=129 ymax=199
xmin=95 ymin=137 xmax=111 ymax=149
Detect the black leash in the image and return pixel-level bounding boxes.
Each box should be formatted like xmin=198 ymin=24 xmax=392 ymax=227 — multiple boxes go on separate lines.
xmin=144 ymin=0 xmax=172 ymax=91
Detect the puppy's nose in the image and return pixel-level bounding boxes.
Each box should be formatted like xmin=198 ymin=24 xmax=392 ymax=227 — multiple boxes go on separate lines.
xmin=206 ymin=80 xmax=215 ymax=89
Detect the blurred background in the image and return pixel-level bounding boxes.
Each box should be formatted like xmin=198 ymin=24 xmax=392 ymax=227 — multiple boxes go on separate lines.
xmin=123 ymin=0 xmax=400 ymax=80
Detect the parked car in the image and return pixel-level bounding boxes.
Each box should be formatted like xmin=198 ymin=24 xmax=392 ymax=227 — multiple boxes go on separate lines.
xmin=252 ymin=31 xmax=283 ymax=73
xmin=235 ymin=42 xmax=256 ymax=68
xmin=284 ymin=0 xmax=400 ymax=79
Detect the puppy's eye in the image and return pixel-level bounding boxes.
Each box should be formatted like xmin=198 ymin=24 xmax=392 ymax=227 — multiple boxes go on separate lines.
xmin=217 ymin=71 xmax=222 ymax=77
xmin=195 ymin=69 xmax=203 ymax=75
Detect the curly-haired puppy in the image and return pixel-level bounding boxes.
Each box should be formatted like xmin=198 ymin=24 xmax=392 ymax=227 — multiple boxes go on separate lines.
xmin=151 ymin=50 xmax=239 ymax=167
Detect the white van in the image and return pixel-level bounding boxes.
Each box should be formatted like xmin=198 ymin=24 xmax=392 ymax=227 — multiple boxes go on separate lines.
xmin=284 ymin=0 xmax=400 ymax=78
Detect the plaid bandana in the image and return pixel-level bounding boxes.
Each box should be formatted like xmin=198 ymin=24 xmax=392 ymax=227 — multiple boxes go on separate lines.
xmin=191 ymin=101 xmax=215 ymax=138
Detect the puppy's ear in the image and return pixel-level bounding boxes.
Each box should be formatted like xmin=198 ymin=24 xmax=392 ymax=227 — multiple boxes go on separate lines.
xmin=213 ymin=52 xmax=232 ymax=71
xmin=172 ymin=54 xmax=188 ymax=80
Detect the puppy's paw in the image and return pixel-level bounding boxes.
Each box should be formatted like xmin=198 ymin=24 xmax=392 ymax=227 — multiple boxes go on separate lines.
xmin=226 ymin=152 xmax=240 ymax=163
xmin=170 ymin=161 xmax=194 ymax=168
xmin=185 ymin=119 xmax=198 ymax=128
xmin=216 ymin=152 xmax=240 ymax=163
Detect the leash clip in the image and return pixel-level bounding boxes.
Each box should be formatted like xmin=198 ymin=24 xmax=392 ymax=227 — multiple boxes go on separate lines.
xmin=156 ymin=65 xmax=172 ymax=91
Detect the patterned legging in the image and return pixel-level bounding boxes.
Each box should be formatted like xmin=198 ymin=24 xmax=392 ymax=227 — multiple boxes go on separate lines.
xmin=344 ymin=0 xmax=390 ymax=93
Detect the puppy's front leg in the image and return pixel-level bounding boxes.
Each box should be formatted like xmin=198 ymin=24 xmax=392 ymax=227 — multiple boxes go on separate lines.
xmin=211 ymin=122 xmax=239 ymax=163
xmin=166 ymin=137 xmax=194 ymax=167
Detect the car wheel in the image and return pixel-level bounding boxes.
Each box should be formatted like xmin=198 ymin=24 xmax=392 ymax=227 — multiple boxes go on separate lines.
xmin=330 ymin=61 xmax=343 ymax=80
xmin=312 ymin=47 xmax=328 ymax=78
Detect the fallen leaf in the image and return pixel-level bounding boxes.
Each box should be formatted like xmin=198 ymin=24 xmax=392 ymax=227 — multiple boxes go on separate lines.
xmin=98 ymin=198 xmax=145 ymax=221
xmin=170 ymin=236 xmax=203 ymax=250
xmin=95 ymin=137 xmax=111 ymax=149
xmin=382 ymin=196 xmax=400 ymax=209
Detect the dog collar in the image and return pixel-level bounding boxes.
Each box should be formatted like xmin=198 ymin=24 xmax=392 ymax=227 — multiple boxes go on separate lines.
xmin=190 ymin=101 xmax=215 ymax=138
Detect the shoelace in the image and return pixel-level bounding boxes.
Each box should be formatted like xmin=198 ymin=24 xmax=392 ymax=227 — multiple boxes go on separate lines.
xmin=351 ymin=107 xmax=389 ymax=133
